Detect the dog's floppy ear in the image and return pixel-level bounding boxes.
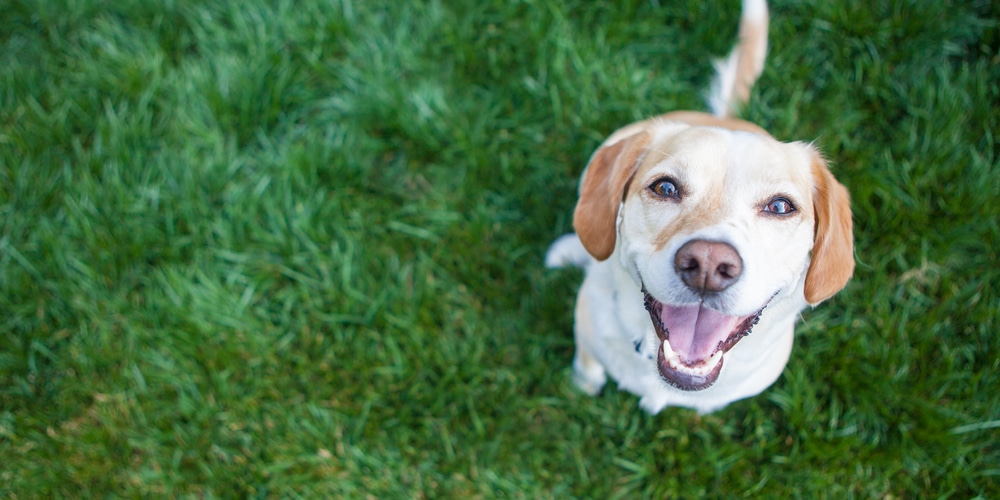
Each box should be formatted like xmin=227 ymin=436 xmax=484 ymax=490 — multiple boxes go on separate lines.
xmin=573 ymin=132 xmax=650 ymax=261
xmin=804 ymin=154 xmax=855 ymax=304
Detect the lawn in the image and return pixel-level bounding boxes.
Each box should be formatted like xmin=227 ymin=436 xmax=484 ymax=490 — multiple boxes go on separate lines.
xmin=1 ymin=0 xmax=998 ymax=496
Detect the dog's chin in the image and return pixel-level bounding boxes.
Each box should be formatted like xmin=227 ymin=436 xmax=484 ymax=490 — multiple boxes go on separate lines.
xmin=642 ymin=287 xmax=769 ymax=391
xmin=656 ymin=342 xmax=726 ymax=391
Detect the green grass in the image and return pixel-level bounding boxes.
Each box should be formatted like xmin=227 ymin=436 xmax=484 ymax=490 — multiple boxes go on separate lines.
xmin=1 ymin=0 xmax=998 ymax=496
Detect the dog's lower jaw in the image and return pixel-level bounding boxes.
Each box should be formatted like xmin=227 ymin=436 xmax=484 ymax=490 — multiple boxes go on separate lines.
xmin=657 ymin=341 xmax=724 ymax=391
xmin=638 ymin=319 xmax=795 ymax=415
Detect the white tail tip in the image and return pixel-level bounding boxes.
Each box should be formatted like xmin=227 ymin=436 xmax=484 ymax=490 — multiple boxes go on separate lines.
xmin=545 ymin=233 xmax=593 ymax=269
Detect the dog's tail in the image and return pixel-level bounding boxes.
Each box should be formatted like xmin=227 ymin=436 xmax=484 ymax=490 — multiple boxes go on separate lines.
xmin=545 ymin=233 xmax=594 ymax=270
xmin=708 ymin=0 xmax=769 ymax=119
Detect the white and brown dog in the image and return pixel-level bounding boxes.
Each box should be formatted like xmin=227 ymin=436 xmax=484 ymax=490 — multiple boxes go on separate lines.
xmin=546 ymin=0 xmax=854 ymax=414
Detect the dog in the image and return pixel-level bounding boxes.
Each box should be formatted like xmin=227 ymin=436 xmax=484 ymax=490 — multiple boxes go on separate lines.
xmin=546 ymin=0 xmax=854 ymax=414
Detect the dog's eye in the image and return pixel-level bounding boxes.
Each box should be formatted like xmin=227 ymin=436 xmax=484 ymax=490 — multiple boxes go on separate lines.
xmin=763 ymin=197 xmax=796 ymax=215
xmin=649 ymin=178 xmax=680 ymax=199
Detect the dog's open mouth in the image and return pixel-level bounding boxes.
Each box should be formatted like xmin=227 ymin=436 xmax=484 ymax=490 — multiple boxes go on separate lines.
xmin=642 ymin=287 xmax=767 ymax=391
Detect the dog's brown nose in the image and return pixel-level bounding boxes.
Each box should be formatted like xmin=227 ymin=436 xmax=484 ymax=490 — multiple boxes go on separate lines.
xmin=674 ymin=240 xmax=743 ymax=294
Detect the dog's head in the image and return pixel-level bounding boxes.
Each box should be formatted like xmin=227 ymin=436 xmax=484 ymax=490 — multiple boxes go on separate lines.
xmin=573 ymin=116 xmax=853 ymax=391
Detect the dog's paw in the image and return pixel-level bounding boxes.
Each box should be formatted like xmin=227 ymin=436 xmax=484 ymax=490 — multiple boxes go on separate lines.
xmin=572 ymin=358 xmax=607 ymax=396
xmin=638 ymin=394 xmax=669 ymax=415
xmin=573 ymin=371 xmax=606 ymax=396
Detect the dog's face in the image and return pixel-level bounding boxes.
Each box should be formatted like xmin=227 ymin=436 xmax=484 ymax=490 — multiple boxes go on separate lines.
xmin=573 ymin=118 xmax=853 ymax=391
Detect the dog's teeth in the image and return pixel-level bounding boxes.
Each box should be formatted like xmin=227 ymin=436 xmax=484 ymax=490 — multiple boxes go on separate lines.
xmin=705 ymin=349 xmax=723 ymax=370
xmin=662 ymin=342 xmax=723 ymax=376
xmin=663 ymin=341 xmax=681 ymax=364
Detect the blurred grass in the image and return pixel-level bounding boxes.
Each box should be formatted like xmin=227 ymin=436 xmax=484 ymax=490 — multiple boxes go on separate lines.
xmin=1 ymin=0 xmax=998 ymax=496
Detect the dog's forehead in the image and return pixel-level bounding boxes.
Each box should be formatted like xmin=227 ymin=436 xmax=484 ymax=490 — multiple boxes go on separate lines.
xmin=636 ymin=124 xmax=813 ymax=190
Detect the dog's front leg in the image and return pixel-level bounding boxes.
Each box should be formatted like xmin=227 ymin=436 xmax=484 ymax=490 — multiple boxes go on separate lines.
xmin=571 ymin=289 xmax=607 ymax=395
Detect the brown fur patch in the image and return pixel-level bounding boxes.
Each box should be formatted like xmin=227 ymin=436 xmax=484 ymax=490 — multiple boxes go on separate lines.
xmin=651 ymin=208 xmax=726 ymax=253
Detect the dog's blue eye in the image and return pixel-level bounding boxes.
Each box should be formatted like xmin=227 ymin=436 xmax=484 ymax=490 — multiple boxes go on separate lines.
xmin=764 ymin=197 xmax=796 ymax=215
xmin=650 ymin=178 xmax=680 ymax=199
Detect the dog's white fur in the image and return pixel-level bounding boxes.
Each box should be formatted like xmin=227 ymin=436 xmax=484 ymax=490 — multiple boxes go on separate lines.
xmin=547 ymin=0 xmax=854 ymax=414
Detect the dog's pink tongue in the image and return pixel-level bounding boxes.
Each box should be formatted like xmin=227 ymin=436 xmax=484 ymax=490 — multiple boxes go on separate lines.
xmin=661 ymin=304 xmax=740 ymax=363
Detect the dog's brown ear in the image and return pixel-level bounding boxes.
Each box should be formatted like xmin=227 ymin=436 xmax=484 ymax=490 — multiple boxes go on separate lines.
xmin=573 ymin=132 xmax=650 ymax=261
xmin=805 ymin=154 xmax=855 ymax=304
